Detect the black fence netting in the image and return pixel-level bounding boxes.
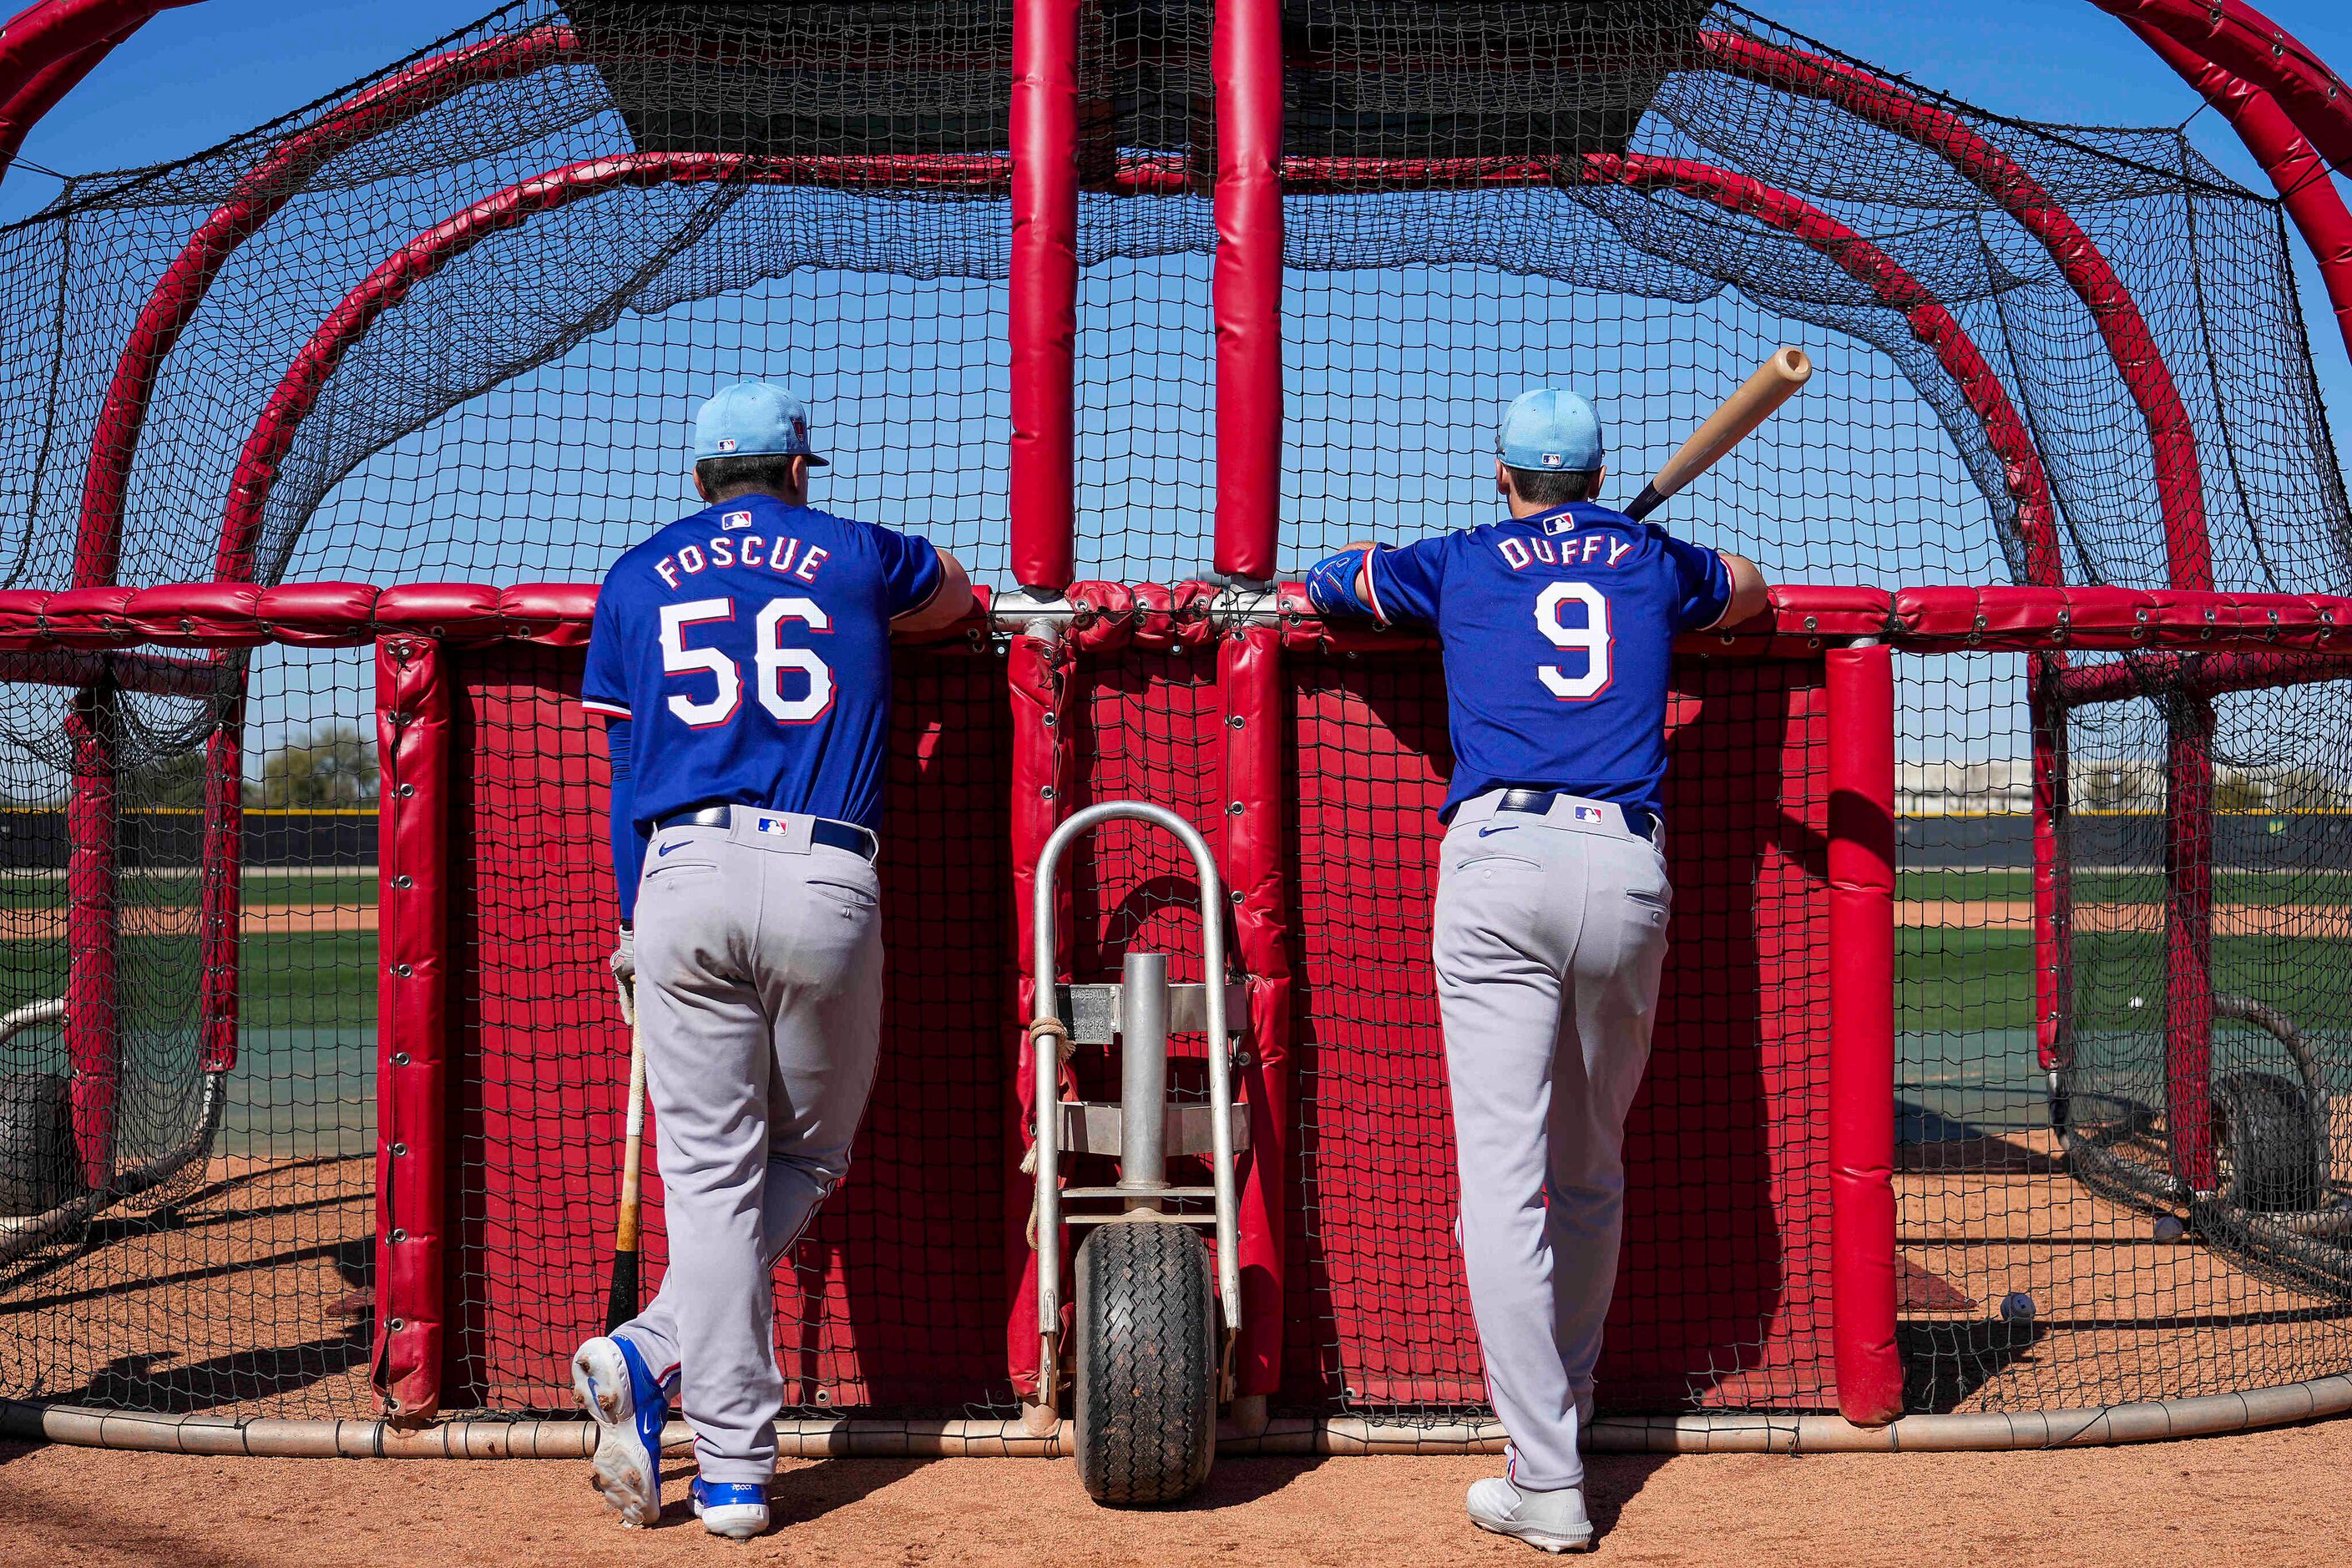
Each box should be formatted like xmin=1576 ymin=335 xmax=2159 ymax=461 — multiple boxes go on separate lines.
xmin=1897 ymin=655 xmax=2352 ymax=1414
xmin=2 ymin=0 xmax=2351 ymax=1430
xmin=0 ymin=647 xmax=377 ymax=1415
xmin=0 ymin=3 xmax=2340 ymax=594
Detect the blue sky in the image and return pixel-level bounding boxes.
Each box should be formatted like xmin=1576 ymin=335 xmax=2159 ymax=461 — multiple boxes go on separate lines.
xmin=6 ymin=0 xmax=2349 ymax=574
xmin=8 ymin=2 xmax=2349 ymax=207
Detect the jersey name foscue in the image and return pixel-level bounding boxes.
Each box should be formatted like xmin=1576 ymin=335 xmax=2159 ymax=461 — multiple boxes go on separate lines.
xmin=652 ymin=534 xmax=831 ymax=590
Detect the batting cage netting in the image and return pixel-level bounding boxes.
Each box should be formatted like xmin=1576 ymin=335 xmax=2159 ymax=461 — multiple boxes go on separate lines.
xmin=0 ymin=0 xmax=2349 ymax=1444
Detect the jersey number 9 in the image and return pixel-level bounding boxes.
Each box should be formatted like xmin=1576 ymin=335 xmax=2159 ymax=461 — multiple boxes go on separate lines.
xmin=659 ymin=596 xmax=835 ymax=727
xmin=1535 ymin=582 xmax=1612 ymax=701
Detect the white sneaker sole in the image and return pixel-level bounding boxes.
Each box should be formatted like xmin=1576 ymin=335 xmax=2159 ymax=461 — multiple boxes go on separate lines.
xmin=693 ymin=1499 xmax=771 ymax=1540
xmin=1469 ymin=1515 xmax=1595 ymax=1554
xmin=571 ymin=1340 xmax=661 ymax=1529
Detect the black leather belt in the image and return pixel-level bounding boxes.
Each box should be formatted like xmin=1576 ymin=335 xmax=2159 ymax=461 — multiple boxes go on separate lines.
xmin=653 ymin=804 xmax=878 ymax=862
xmin=1495 ymin=788 xmax=1658 ymax=842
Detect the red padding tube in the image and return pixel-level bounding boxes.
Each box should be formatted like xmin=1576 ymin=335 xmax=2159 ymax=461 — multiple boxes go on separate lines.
xmin=63 ymin=686 xmax=116 ymax=1188
xmin=1211 ymin=0 xmax=1285 ymax=582
xmin=2057 ymin=646 xmax=2352 ymax=706
xmin=372 ymin=634 xmax=451 ymax=1424
xmin=198 ymin=695 xmax=241 ymax=1074
xmin=2166 ymin=702 xmax=2218 ymax=1195
xmin=2092 ymin=2 xmax=2352 ymax=172
xmin=1824 ymin=643 xmax=1902 ymax=1427
xmin=72 ymin=23 xmax=586 ymax=588
xmin=1004 ymin=629 xmax=1075 ymax=1401
xmin=2030 ymin=659 xmax=2071 ymax=1072
xmin=1008 ymin=0 xmax=1079 ymax=591
xmin=1698 ymin=29 xmax=2210 ymax=592
xmin=2126 ymin=19 xmax=2352 ymax=362
xmin=0 ymin=28 xmax=117 ymax=177
xmin=1220 ymin=625 xmax=1291 ymax=1399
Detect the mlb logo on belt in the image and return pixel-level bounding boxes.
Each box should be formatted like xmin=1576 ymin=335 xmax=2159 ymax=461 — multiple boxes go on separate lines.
xmin=1573 ymin=805 xmax=1606 ymax=824
xmin=756 ymin=816 xmax=789 ymax=835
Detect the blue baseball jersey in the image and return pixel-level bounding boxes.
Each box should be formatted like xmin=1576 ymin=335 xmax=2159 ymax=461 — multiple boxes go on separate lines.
xmin=582 ymin=493 xmax=943 ymax=835
xmin=1345 ymin=501 xmax=1732 ymax=822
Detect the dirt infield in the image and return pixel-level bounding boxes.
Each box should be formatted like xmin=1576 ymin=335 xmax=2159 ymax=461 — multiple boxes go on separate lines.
xmin=1899 ymin=899 xmax=2352 ymax=936
xmin=5 ymin=1420 xmax=2351 ymax=1567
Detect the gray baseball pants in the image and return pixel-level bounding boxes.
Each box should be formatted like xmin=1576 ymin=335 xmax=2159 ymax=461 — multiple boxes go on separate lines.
xmin=1435 ymin=790 xmax=1672 ymax=1494
xmin=615 ymin=807 xmax=884 ymax=1485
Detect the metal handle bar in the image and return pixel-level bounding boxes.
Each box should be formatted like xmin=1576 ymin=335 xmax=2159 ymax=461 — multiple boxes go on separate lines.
xmin=1030 ymin=802 xmax=1237 ymax=1339
xmin=0 ymin=998 xmax=64 ymax=1045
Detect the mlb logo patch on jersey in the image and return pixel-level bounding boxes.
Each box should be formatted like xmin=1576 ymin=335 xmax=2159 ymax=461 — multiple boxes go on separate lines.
xmin=721 ymin=510 xmax=754 ymax=530
xmin=1573 ymin=804 xmax=1606 ymax=824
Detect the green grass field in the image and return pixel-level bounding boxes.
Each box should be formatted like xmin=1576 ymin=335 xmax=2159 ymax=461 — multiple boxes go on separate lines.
xmin=0 ymin=931 xmax=374 ymax=1033
xmin=0 ymin=895 xmax=2340 ymax=1146
xmin=1896 ymin=868 xmax=2352 ymax=904
xmin=0 ymin=868 xmax=377 ymax=911
xmin=1898 ymin=927 xmax=2352 ymax=1033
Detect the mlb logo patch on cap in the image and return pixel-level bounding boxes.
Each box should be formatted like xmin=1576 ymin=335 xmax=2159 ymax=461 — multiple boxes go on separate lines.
xmin=716 ymin=437 xmax=738 ymax=453
xmin=1573 ymin=804 xmax=1606 ymax=824
xmin=1498 ymin=388 xmax=1605 ymax=473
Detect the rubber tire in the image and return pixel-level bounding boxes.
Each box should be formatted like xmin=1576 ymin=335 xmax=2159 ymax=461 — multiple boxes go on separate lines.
xmin=0 ymin=1071 xmax=82 ymax=1217
xmin=2212 ymin=1070 xmax=2324 ymax=1214
xmin=1072 ymin=1219 xmax=1217 ymax=1506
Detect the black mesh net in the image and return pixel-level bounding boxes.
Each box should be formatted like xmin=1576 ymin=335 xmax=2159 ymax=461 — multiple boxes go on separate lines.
xmin=0 ymin=646 xmax=377 ymax=1415
xmin=1897 ymin=655 xmax=2352 ymax=1412
xmin=0 ymin=1 xmax=2340 ymax=594
xmin=2 ymin=0 xmax=2350 ymax=1429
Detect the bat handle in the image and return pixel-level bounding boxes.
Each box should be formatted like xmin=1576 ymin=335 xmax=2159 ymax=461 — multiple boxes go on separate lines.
xmin=1621 ymin=482 xmax=1665 ymax=524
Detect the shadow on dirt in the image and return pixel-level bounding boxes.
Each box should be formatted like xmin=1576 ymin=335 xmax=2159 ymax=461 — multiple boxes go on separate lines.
xmin=1899 ymin=1317 xmax=2052 ymax=1414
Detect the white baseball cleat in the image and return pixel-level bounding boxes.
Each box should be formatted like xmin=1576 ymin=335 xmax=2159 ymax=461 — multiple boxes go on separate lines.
xmin=570 ymin=1334 xmax=673 ymax=1529
xmin=691 ymin=1477 xmax=771 ymax=1540
xmin=1466 ymin=1476 xmax=1596 ymax=1554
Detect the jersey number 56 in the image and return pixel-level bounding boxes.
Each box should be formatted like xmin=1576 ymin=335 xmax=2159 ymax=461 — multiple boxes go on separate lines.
xmin=659 ymin=596 xmax=834 ymax=726
xmin=1535 ymin=582 xmax=1612 ymax=701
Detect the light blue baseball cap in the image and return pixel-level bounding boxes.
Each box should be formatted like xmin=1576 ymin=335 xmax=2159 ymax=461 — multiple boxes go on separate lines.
xmin=693 ymin=382 xmax=828 ymax=467
xmin=1497 ymin=388 xmax=1604 ymax=473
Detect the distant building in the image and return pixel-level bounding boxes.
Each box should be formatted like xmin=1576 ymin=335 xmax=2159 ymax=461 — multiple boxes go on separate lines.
xmin=1896 ymin=759 xmax=2036 ymax=817
xmin=1898 ymin=759 xmax=2349 ymax=816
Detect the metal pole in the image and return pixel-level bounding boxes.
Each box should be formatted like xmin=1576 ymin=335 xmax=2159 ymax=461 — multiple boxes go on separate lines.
xmin=17 ymin=1369 xmax=2352 ymax=1456
xmin=1116 ymin=951 xmax=1171 ymax=1209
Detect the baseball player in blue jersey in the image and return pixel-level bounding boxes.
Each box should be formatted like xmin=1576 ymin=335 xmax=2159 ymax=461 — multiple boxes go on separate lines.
xmin=1305 ymin=390 xmax=1767 ymax=1553
xmin=567 ymin=382 xmax=972 ymax=1540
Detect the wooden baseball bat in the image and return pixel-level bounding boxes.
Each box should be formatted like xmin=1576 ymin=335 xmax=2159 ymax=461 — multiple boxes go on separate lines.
xmin=603 ymin=983 xmax=646 ymax=1334
xmin=1622 ymin=346 xmax=1813 ymax=522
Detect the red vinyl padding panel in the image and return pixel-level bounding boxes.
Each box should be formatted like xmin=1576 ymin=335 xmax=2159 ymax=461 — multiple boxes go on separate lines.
xmin=443 ymin=645 xmax=1014 ymax=1413
xmin=1285 ymin=653 xmax=1838 ymax=1413
xmin=437 ymin=639 xmax=1839 ymax=1415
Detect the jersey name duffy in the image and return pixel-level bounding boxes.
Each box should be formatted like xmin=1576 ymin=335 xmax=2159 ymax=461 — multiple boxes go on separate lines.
xmin=582 ymin=493 xmax=943 ymax=833
xmin=1363 ymin=501 xmax=1732 ymax=822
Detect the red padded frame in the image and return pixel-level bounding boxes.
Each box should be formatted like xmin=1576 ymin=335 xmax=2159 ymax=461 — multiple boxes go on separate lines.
xmin=373 ymin=634 xmax=453 ymax=1421
xmin=1824 ymin=645 xmax=1902 ymax=1424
